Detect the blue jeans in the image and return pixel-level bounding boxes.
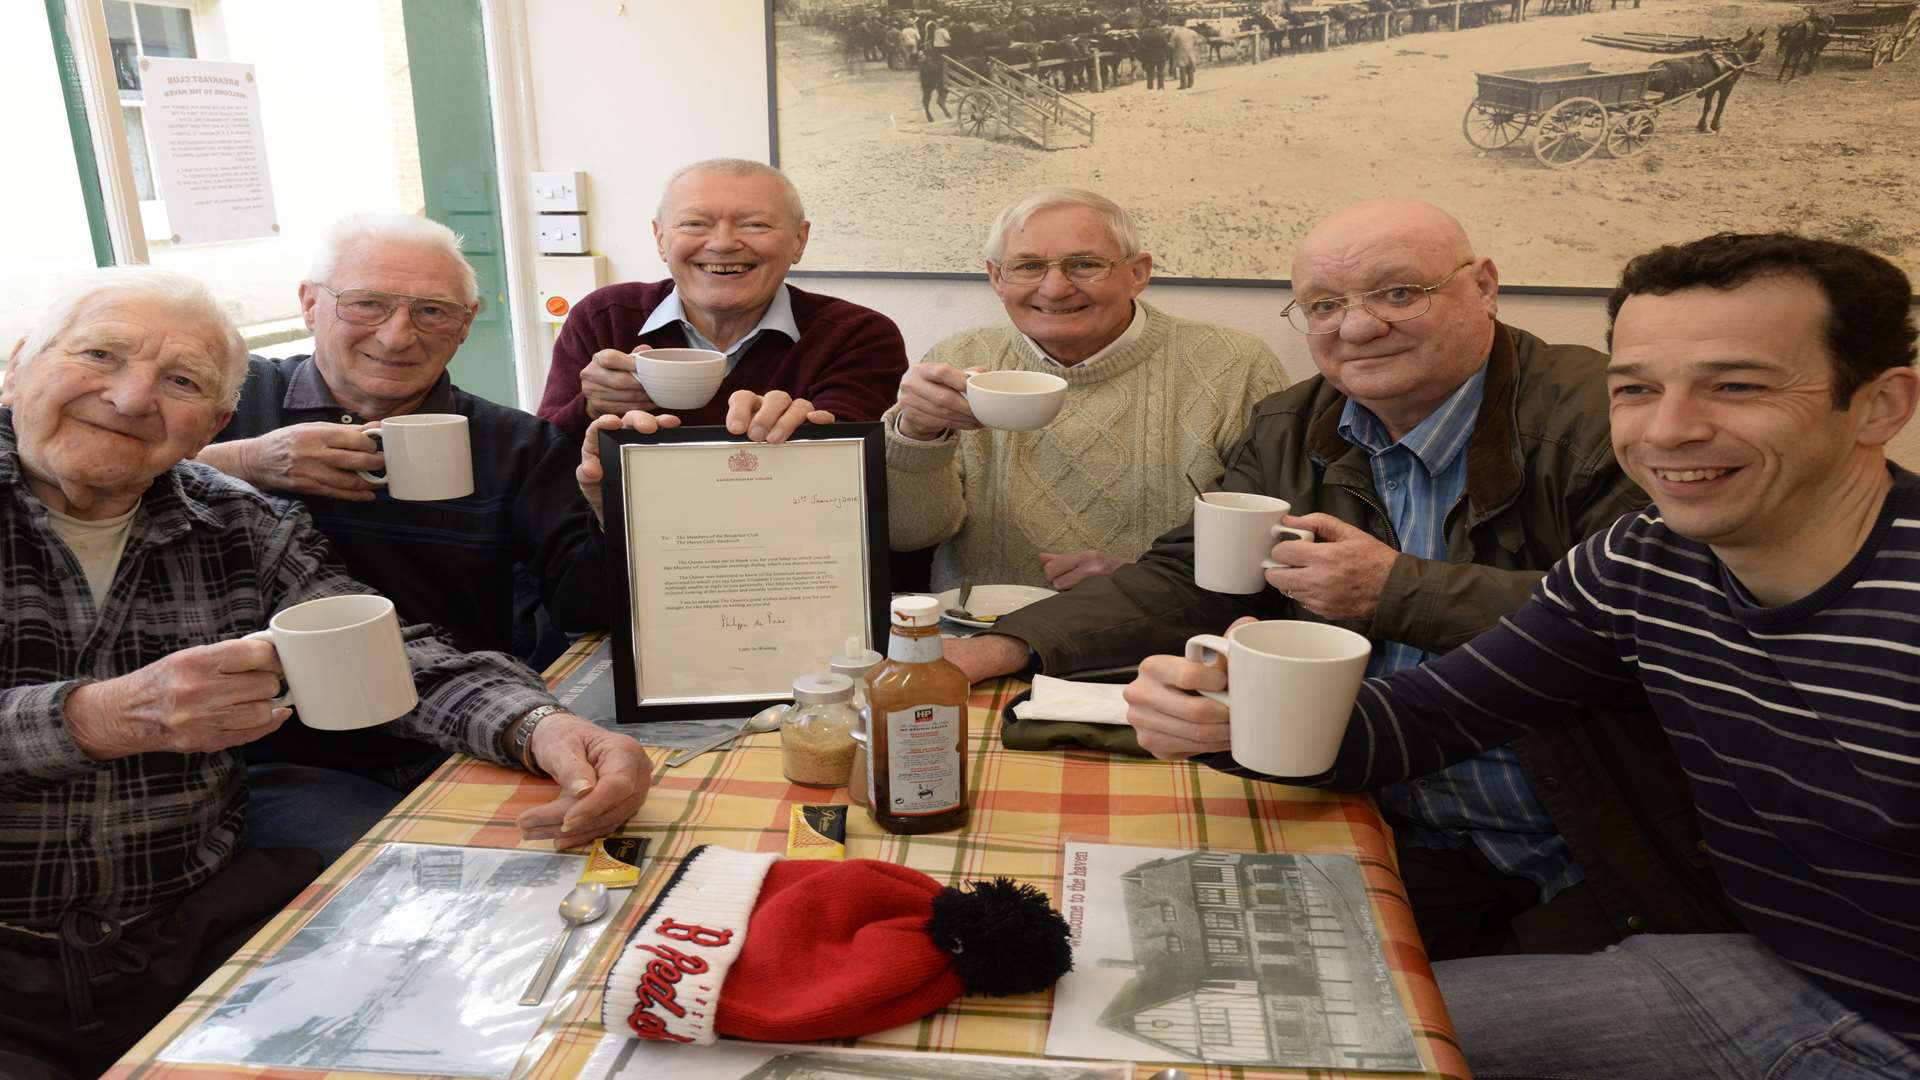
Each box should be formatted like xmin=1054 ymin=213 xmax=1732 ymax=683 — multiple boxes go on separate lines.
xmin=245 ymin=757 xmax=443 ymax=864
xmin=1436 ymin=934 xmax=1919 ymax=1079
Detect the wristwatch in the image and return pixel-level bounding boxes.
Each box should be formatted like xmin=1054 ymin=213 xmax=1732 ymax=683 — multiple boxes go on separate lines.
xmin=509 ymin=704 xmax=563 ymax=775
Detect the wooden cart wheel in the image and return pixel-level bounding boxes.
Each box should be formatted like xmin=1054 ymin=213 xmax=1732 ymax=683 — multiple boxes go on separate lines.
xmin=1534 ymin=96 xmax=1608 ymax=168
xmin=1461 ymin=100 xmax=1527 ymax=150
xmin=1605 ymin=109 xmax=1655 ymax=158
xmin=1893 ymin=23 xmax=1918 ymax=61
xmin=1871 ymin=36 xmax=1895 ymax=66
xmin=956 ymin=92 xmax=997 ymax=136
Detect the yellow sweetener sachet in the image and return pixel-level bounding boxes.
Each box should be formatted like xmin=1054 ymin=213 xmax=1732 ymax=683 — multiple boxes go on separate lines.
xmin=579 ymin=836 xmax=650 ymax=887
xmin=786 ymin=804 xmax=847 ymax=861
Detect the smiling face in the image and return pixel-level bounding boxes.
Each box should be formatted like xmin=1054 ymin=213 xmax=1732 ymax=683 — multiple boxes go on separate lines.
xmin=652 ymin=168 xmax=809 ymax=334
xmin=986 ymin=204 xmax=1151 ymax=365
xmin=1606 ymin=277 xmax=1890 ymax=560
xmin=3 ymin=294 xmax=233 ymax=517
xmin=1290 ymin=202 xmax=1498 ymax=438
xmin=303 ymin=237 xmax=475 ymax=420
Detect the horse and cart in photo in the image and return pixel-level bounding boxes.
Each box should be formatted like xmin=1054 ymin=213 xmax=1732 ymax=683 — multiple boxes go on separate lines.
xmin=1460 ymin=29 xmax=1764 ymax=167
xmin=1824 ymin=0 xmax=1920 ymax=67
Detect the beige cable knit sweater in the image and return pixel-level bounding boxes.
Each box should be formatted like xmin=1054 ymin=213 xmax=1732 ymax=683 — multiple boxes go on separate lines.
xmin=884 ymin=302 xmax=1288 ymax=590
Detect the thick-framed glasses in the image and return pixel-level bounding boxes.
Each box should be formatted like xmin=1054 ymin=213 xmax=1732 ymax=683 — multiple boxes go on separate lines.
xmin=317 ymin=285 xmax=474 ymax=335
xmin=1281 ymin=261 xmax=1475 ymax=335
xmin=994 ymin=255 xmax=1125 ymax=285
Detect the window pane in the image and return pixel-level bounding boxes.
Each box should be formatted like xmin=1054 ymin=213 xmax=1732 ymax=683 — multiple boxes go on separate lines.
xmin=134 ymin=3 xmax=195 ymax=58
xmin=121 ymin=105 xmax=155 ymax=201
xmin=103 ymin=1 xmax=140 ymax=92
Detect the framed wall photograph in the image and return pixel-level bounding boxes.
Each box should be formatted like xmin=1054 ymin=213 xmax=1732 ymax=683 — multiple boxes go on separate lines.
xmin=601 ymin=423 xmax=889 ymax=723
xmin=766 ymin=1 xmax=1920 ymax=290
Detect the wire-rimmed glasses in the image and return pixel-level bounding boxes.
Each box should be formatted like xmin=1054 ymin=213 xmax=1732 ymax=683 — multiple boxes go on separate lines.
xmin=1281 ymin=261 xmax=1474 ymax=335
xmin=993 ymin=255 xmax=1124 ymax=285
xmin=316 ymin=285 xmax=474 ymax=335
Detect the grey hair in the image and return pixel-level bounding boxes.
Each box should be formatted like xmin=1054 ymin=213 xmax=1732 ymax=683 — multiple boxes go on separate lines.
xmin=982 ymin=187 xmax=1141 ymax=264
xmin=15 ymin=267 xmax=250 ymax=409
xmin=654 ymin=158 xmax=807 ymax=226
xmin=304 ymin=212 xmax=479 ymax=304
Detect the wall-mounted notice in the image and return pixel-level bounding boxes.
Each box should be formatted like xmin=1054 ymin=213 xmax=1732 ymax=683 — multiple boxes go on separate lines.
xmin=141 ymin=56 xmax=278 ymax=245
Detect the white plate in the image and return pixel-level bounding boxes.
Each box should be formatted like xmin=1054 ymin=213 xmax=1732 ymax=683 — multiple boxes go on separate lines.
xmin=934 ymin=584 xmax=1055 ymax=629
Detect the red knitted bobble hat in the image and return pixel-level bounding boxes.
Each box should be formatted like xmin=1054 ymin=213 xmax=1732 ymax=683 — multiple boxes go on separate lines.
xmin=602 ymin=845 xmax=1073 ymax=1045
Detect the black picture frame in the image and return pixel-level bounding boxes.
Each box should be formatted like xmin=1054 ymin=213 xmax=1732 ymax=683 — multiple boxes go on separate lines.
xmin=601 ymin=422 xmax=890 ymax=724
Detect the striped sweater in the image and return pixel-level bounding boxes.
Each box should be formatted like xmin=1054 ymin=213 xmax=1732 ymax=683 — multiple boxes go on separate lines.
xmin=1324 ymin=465 xmax=1920 ymax=1045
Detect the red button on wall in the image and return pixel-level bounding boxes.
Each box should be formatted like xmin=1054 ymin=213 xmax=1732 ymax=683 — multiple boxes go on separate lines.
xmin=545 ymin=296 xmax=570 ymax=316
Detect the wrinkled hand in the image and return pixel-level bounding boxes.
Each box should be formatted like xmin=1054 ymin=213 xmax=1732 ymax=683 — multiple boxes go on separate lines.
xmin=518 ymin=714 xmax=652 ymax=847
xmin=1123 ymin=647 xmax=1233 ymax=761
xmin=1264 ymin=513 xmax=1398 ymax=622
xmin=577 ymin=410 xmax=684 ymax=523
xmin=942 ymin=633 xmax=1030 ymax=685
xmin=725 ymin=389 xmax=833 ymax=443
xmin=65 ymin=639 xmax=290 ymax=759
xmin=202 ymin=422 xmax=385 ymax=501
xmin=581 ymin=346 xmax=660 ymax=423
xmin=1038 ymin=549 xmax=1132 ymax=591
xmin=896 ymin=363 xmax=982 ymax=441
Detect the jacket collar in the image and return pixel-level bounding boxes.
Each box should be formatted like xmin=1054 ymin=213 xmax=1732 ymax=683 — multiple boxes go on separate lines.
xmin=1306 ymin=321 xmax=1525 ymax=519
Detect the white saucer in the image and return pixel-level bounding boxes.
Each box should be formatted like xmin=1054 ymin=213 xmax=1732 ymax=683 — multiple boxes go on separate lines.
xmin=935 ymin=584 xmax=1055 ymax=629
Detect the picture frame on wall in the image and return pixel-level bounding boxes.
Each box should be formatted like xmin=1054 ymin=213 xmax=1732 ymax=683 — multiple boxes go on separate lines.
xmin=601 ymin=423 xmax=890 ymax=723
xmin=764 ymin=0 xmax=1920 ymax=292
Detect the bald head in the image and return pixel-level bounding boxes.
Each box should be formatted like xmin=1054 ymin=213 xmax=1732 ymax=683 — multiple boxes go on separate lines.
xmin=1288 ymin=200 xmax=1501 ymax=439
xmin=1292 ymin=200 xmax=1475 ymax=285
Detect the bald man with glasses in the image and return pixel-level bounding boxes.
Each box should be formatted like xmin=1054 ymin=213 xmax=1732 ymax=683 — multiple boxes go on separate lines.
xmin=947 ymin=200 xmax=1736 ymax=961
xmin=196 ymin=212 xmax=617 ymax=862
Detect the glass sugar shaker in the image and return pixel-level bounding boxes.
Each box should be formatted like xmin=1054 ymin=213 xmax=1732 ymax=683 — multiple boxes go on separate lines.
xmin=781 ymin=671 xmax=857 ymax=787
xmin=830 ymin=636 xmax=885 ymax=807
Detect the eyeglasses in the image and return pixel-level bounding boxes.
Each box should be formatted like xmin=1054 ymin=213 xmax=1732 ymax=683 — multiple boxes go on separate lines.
xmin=317 ymin=285 xmax=474 ymax=335
xmin=994 ymin=255 xmax=1125 ymax=285
xmin=1281 ymin=261 xmax=1475 ymax=335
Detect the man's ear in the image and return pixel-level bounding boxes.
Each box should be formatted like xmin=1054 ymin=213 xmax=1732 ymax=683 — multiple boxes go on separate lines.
xmin=298 ymin=282 xmax=321 ymax=332
xmin=1853 ymin=365 xmax=1919 ymax=448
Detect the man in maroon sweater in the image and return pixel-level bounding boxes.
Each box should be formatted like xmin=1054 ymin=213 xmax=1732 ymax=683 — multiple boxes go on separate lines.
xmin=537 ymin=159 xmax=907 ymax=445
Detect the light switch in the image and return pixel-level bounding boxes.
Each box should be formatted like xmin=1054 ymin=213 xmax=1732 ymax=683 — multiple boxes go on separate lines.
xmin=531 ymin=170 xmax=587 ymax=213
xmin=536 ymin=214 xmax=588 ymax=255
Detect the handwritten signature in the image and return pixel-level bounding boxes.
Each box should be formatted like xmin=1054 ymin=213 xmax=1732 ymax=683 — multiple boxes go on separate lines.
xmin=719 ymin=609 xmax=793 ymax=632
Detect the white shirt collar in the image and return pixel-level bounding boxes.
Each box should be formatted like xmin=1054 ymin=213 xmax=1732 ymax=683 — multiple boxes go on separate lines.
xmin=1020 ymin=301 xmax=1146 ymax=369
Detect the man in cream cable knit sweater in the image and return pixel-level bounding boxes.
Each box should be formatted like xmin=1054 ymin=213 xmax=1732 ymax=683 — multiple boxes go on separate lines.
xmin=885 ymin=188 xmax=1286 ymax=591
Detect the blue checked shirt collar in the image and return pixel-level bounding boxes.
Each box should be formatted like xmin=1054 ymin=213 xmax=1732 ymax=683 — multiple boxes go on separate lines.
xmin=1336 ymin=365 xmax=1488 ymax=481
xmin=639 ymin=284 xmax=800 ymax=371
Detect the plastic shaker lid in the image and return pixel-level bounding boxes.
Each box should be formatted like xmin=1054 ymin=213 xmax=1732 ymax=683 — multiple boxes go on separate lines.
xmin=829 ymin=634 xmax=884 ymax=678
xmin=791 ymin=671 xmax=854 ymax=705
xmin=890 ymin=595 xmax=943 ymax=628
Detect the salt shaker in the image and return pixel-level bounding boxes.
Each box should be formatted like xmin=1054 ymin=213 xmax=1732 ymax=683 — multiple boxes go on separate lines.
xmin=781 ymin=672 xmax=857 ymax=787
xmin=829 ymin=636 xmax=884 ymax=807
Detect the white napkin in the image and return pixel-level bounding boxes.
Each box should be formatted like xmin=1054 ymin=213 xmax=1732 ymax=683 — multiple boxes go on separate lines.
xmin=1010 ymin=675 xmax=1131 ymax=726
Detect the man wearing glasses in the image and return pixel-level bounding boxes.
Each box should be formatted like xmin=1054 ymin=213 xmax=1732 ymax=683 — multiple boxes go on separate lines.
xmin=885 ymin=187 xmax=1286 ymax=591
xmin=196 ymin=212 xmax=612 ymax=861
xmin=949 ymin=199 xmax=1734 ymax=959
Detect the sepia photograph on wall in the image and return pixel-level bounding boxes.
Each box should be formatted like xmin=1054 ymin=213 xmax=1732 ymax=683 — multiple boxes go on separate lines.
xmin=767 ymin=0 xmax=1920 ymax=289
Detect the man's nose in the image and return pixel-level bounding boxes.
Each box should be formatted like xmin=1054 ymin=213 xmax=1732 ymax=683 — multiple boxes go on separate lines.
xmin=705 ymin=222 xmax=744 ymax=251
xmin=376 ymin=305 xmax=421 ymax=348
xmin=1036 ymin=263 xmax=1080 ymax=296
xmin=1335 ymin=302 xmax=1392 ymax=343
xmin=101 ymin=365 xmax=160 ymax=413
xmin=1641 ymin=390 xmax=1714 ymax=447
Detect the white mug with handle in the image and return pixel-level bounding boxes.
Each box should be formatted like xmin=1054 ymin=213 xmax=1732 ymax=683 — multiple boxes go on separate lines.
xmin=245 ymin=594 xmax=418 ymax=731
xmin=1193 ymin=492 xmax=1314 ymax=594
xmin=354 ymin=413 xmax=474 ymax=501
xmin=1185 ymin=620 xmax=1371 ymax=776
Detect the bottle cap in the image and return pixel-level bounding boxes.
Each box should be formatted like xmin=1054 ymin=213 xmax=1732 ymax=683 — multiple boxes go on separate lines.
xmin=829 ymin=634 xmax=884 ymax=679
xmin=890 ymin=595 xmax=943 ymax=628
xmin=792 ymin=671 xmax=854 ymax=705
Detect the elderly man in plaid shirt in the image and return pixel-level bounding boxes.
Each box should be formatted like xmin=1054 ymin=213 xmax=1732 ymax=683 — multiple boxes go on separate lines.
xmin=0 ymin=268 xmax=651 ymax=1080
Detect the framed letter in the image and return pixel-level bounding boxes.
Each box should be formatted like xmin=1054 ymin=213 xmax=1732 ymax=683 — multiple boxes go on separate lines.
xmin=602 ymin=423 xmax=889 ymax=722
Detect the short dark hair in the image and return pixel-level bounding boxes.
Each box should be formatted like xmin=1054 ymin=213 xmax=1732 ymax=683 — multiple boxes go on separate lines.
xmin=1606 ymin=232 xmax=1918 ymax=407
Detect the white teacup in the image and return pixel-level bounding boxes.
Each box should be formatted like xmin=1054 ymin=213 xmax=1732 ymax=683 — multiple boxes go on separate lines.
xmin=965 ymin=370 xmax=1069 ymax=431
xmin=1186 ymin=620 xmax=1371 ymax=776
xmin=355 ymin=414 xmax=474 ymax=501
xmin=1193 ymin=492 xmax=1313 ymax=594
xmin=246 ymin=594 xmax=418 ymax=731
xmin=632 ymin=347 xmax=727 ymax=410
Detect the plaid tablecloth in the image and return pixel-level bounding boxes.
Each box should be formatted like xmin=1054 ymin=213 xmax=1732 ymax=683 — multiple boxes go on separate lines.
xmin=108 ymin=637 xmax=1467 ymax=1080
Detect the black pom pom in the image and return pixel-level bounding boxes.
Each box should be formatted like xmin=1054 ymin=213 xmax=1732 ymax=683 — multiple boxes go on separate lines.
xmin=925 ymin=877 xmax=1073 ymax=997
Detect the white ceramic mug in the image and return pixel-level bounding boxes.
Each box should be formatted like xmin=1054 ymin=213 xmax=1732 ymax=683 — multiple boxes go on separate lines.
xmin=965 ymin=370 xmax=1069 ymax=431
xmin=632 ymin=347 xmax=728 ymax=410
xmin=1185 ymin=620 xmax=1371 ymax=776
xmin=1192 ymin=492 xmax=1313 ymax=594
xmin=245 ymin=594 xmax=418 ymax=731
xmin=355 ymin=414 xmax=474 ymax=501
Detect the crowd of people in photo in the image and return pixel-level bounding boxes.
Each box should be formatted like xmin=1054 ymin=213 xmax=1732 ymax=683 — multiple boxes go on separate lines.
xmin=1 ymin=152 xmax=1915 ymax=1080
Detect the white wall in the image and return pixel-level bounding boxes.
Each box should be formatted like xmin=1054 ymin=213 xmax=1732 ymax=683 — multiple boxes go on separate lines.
xmin=517 ymin=0 xmax=1917 ymax=465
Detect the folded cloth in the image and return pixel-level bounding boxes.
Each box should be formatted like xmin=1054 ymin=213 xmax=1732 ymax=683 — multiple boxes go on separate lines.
xmin=1010 ymin=675 xmax=1130 ymax=726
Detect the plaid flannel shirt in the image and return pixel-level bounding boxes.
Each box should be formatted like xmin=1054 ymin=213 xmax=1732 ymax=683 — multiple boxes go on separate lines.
xmin=0 ymin=410 xmax=558 ymax=929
